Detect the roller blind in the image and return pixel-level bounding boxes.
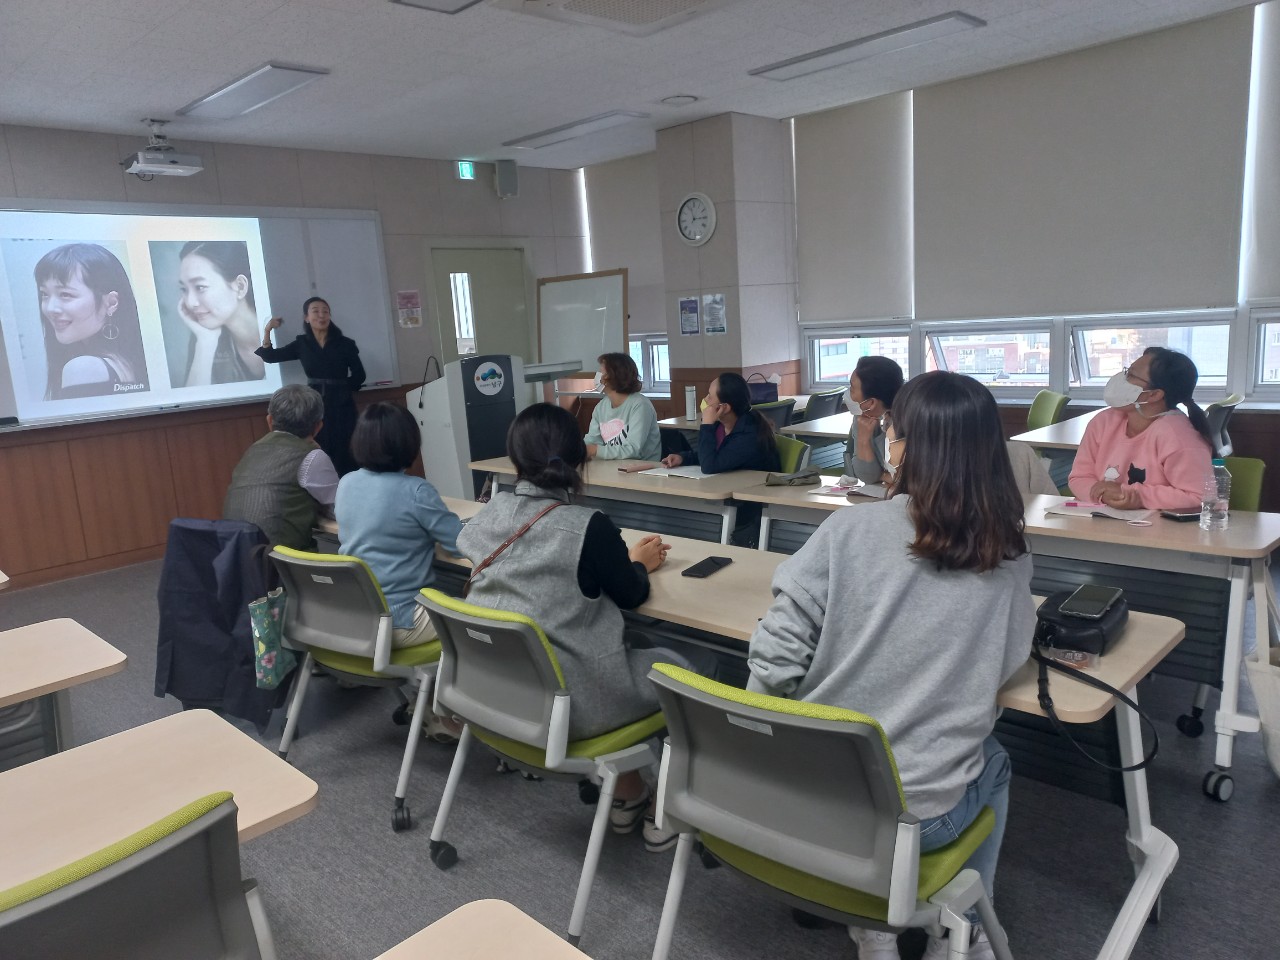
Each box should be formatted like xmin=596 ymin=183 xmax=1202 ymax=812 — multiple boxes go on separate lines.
xmin=1244 ymin=2 xmax=1280 ymax=302
xmin=914 ymin=10 xmax=1253 ymax=320
xmin=584 ymin=153 xmax=665 ymax=333
xmin=795 ymin=91 xmax=912 ymax=322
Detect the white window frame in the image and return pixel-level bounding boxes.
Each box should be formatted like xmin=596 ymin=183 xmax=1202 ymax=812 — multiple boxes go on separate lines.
xmin=800 ymin=322 xmax=912 ymax=393
xmin=1064 ymin=308 xmax=1236 ymax=403
xmin=628 ymin=334 xmax=671 ymax=396
xmin=1245 ymin=300 xmax=1280 ymax=400
xmin=918 ymin=317 xmax=1057 ymax=401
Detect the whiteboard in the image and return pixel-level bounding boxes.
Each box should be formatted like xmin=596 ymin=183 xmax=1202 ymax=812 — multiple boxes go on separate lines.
xmin=537 ymin=269 xmax=627 ymax=376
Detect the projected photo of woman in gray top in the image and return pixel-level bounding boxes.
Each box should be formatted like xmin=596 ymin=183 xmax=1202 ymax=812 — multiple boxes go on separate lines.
xmin=152 ymin=240 xmax=268 ymax=387
xmin=34 ymin=242 xmax=150 ymax=401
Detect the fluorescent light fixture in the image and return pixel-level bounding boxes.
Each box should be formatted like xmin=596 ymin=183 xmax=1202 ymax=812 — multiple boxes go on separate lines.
xmin=503 ymin=111 xmax=651 ymax=150
xmin=749 ymin=11 xmax=985 ymax=81
xmin=390 ymin=0 xmax=486 ymax=11
xmin=177 ymin=62 xmax=329 ymax=119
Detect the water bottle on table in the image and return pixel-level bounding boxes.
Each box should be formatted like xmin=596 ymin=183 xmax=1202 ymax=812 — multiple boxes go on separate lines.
xmin=1200 ymin=458 xmax=1231 ymax=531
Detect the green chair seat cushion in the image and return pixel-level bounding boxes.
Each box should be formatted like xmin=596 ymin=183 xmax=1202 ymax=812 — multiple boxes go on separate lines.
xmin=311 ymin=640 xmax=440 ymax=677
xmin=701 ymin=806 xmax=995 ymax=923
xmin=652 ymin=663 xmax=905 ymax=807
xmin=0 ymin=791 xmax=233 ymax=913
xmin=473 ymin=711 xmax=666 ymax=770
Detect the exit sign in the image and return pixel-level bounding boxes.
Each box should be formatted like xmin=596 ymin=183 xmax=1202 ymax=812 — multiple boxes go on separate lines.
xmin=456 ymin=161 xmax=475 ymax=180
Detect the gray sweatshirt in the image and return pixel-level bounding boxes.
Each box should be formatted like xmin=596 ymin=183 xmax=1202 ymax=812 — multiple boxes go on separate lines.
xmin=584 ymin=391 xmax=662 ymax=461
xmin=747 ymin=496 xmax=1036 ymax=817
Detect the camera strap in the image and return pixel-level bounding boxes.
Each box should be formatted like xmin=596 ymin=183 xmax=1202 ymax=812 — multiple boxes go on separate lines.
xmin=1032 ymin=649 xmax=1159 ymax=772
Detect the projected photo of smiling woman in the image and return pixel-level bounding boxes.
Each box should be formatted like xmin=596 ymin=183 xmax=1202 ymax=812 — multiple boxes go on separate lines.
xmin=152 ymin=240 xmax=267 ymax=387
xmin=34 ymin=242 xmax=149 ymax=401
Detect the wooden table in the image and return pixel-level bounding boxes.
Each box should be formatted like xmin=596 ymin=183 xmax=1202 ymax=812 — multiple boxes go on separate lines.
xmin=1011 ymin=407 xmax=1105 ymax=450
xmin=733 ymin=477 xmax=879 ymax=552
xmin=470 ymin=457 xmax=770 ymax=545
xmin=0 ymin=619 xmax=127 ymax=753
xmin=0 ymin=709 xmax=318 ymax=890
xmin=376 ymin=900 xmax=589 ymax=959
xmin=780 ymin=411 xmax=852 ymax=440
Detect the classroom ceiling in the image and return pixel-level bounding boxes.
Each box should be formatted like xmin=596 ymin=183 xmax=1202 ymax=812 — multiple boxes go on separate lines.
xmin=0 ymin=0 xmax=1258 ymax=170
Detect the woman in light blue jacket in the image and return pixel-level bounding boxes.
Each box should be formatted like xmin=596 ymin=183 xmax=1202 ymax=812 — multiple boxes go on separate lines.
xmin=584 ymin=352 xmax=662 ymax=462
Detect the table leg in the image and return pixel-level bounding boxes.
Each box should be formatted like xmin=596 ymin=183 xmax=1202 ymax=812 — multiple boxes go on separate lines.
xmin=719 ymin=503 xmax=738 ymax=546
xmin=1096 ymin=688 xmax=1178 ymax=960
xmin=757 ymin=508 xmax=772 ymax=552
xmin=1210 ymin=563 xmax=1262 ymax=777
xmin=50 ymin=689 xmax=74 ymax=751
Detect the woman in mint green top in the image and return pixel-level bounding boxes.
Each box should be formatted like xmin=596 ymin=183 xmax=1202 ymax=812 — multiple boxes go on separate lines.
xmin=335 ymin=403 xmax=463 ymax=648
xmin=584 ymin=352 xmax=662 ymax=462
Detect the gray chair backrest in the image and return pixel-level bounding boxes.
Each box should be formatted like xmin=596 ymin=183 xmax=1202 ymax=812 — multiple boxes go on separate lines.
xmin=649 ymin=666 xmax=905 ymax=899
xmin=418 ymin=590 xmax=565 ymax=749
xmin=1205 ymin=394 xmax=1242 ymax=457
xmin=804 ymin=390 xmax=845 ymax=421
xmin=752 ymin=399 xmax=797 ymax=433
xmin=269 ymin=548 xmax=388 ymax=659
xmin=0 ymin=799 xmax=261 ymax=960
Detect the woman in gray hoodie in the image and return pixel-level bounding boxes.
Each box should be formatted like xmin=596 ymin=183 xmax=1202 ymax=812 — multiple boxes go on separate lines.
xmin=747 ymin=372 xmax=1036 ymax=960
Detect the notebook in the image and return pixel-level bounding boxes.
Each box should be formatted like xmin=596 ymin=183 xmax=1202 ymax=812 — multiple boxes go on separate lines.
xmin=638 ymin=465 xmax=713 ymax=480
xmin=1043 ymin=500 xmax=1155 ymax=522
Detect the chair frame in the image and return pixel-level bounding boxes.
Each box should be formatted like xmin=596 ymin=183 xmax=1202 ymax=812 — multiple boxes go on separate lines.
xmin=270 ymin=548 xmax=438 ymax=833
xmin=646 ymin=667 xmax=1012 ymax=960
xmin=418 ymin=589 xmax=657 ymax=947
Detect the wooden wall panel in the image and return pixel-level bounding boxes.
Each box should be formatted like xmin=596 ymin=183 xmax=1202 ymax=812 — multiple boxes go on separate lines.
xmin=166 ymin=418 xmax=257 ymax=520
xmin=0 ymin=441 xmax=86 ymax=575
xmin=67 ymin=431 xmax=179 ymax=558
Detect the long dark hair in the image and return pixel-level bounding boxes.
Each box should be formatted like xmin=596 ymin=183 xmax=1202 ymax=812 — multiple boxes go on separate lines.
xmin=179 ymin=240 xmax=256 ymax=311
xmin=35 ymin=243 xmax=148 ymax=399
xmin=716 ymin=372 xmax=775 ymax=457
xmin=1143 ymin=347 xmax=1213 ymax=449
xmin=301 ymin=296 xmax=346 ymax=341
xmin=507 ymin=403 xmax=586 ymax=495
xmin=892 ymin=372 xmax=1027 ymax=573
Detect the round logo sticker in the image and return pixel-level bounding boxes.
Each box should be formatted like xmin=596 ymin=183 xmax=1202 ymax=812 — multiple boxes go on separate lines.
xmin=473 ymin=362 xmax=505 ymax=396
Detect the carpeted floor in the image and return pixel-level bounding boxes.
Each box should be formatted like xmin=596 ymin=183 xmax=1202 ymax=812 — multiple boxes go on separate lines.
xmin=3 ymin=560 xmax=1278 ymax=960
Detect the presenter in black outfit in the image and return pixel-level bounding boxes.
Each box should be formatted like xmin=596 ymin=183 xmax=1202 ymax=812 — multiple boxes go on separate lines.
xmin=257 ymin=296 xmax=365 ymax=475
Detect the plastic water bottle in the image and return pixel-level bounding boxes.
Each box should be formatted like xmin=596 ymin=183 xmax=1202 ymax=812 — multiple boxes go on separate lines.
xmin=1200 ymin=458 xmax=1231 ymax=531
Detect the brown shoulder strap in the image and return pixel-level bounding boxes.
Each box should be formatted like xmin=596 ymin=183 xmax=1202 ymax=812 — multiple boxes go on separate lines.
xmin=463 ymin=501 xmax=564 ymax=598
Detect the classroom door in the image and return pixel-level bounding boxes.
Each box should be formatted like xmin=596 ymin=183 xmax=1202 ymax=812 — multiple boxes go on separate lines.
xmin=430 ymin=248 xmax=529 ymax=366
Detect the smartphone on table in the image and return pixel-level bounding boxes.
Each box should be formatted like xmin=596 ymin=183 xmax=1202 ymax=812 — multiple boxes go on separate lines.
xmin=682 ymin=556 xmax=733 ymax=578
xmin=1160 ymin=509 xmax=1201 ymax=522
xmin=1058 ymin=583 xmax=1123 ymax=619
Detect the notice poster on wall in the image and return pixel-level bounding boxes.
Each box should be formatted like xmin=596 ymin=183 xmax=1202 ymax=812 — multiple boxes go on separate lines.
xmin=702 ymin=293 xmax=727 ymax=336
xmin=0 ymin=211 xmax=281 ymax=424
xmin=397 ymin=289 xmax=422 ymax=328
xmin=679 ymin=296 xmax=699 ymax=336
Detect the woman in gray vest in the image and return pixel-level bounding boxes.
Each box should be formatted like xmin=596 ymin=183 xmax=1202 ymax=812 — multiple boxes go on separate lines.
xmin=460 ymin=403 xmax=710 ymax=852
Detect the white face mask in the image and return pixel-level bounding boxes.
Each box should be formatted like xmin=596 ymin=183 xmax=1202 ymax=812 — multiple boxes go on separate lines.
xmin=1103 ymin=371 xmax=1144 ymax=409
xmin=883 ymin=460 xmax=898 ymax=480
xmin=843 ymin=388 xmax=856 ymax=412
xmin=593 ymin=372 xmax=606 ymax=393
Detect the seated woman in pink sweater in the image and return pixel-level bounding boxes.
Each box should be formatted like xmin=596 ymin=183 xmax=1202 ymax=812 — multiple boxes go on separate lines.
xmin=1069 ymin=347 xmax=1214 ymax=510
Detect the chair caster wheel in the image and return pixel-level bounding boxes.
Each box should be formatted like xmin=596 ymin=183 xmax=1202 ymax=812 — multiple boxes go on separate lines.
xmin=578 ymin=780 xmax=600 ymax=805
xmin=429 ymin=839 xmax=458 ymax=869
xmin=1203 ymin=770 xmax=1234 ymax=802
xmin=1176 ymin=713 xmax=1204 ymax=738
xmin=391 ymin=703 xmax=411 ymax=726
xmin=392 ymin=804 xmax=412 ymax=832
xmin=695 ymin=842 xmax=720 ymax=870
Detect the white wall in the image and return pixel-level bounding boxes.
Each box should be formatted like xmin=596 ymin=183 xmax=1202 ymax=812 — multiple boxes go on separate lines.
xmin=0 ymin=124 xmax=586 ymax=384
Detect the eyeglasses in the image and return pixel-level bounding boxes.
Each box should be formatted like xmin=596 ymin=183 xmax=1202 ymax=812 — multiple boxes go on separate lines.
xmin=1122 ymin=365 xmax=1150 ymax=387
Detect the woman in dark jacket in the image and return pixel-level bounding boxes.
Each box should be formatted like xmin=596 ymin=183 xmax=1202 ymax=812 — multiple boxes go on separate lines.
xmin=258 ymin=296 xmax=364 ymax=474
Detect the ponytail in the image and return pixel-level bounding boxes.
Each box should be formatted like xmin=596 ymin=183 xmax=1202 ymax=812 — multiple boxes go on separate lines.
xmin=748 ymin=408 xmax=777 ymax=458
xmin=507 ymin=403 xmax=586 ymax=495
xmin=1142 ymin=347 xmax=1214 ymax=450
xmin=1182 ymin=399 xmax=1215 ymax=451
xmin=715 ymin=372 xmax=777 ymax=459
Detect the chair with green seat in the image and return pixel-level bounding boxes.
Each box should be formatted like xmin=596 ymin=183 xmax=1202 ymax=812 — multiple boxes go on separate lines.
xmin=417 ymin=588 xmax=662 ymax=947
xmin=1222 ymin=457 xmax=1264 ymax=510
xmin=1026 ymin=389 xmax=1069 ymax=432
xmin=646 ymin=664 xmax=1012 ymax=960
xmin=269 ymin=546 xmax=439 ymax=833
xmin=0 ymin=792 xmax=276 ymax=960
xmin=751 ymin=398 xmax=797 ymax=432
xmin=774 ymin=435 xmax=811 ymax=474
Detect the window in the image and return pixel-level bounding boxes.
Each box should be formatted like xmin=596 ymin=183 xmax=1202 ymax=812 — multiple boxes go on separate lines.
xmin=628 ymin=335 xmax=670 ymax=394
xmin=448 ymin=272 xmax=476 ymax=356
xmin=1258 ymin=320 xmax=1280 ymax=386
xmin=925 ymin=327 xmax=1052 ymax=388
xmin=805 ymin=332 xmax=910 ymax=387
xmin=1068 ymin=316 xmax=1230 ymax=388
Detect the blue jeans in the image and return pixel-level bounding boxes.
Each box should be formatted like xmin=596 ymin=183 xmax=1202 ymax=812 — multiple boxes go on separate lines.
xmin=917 ymin=736 xmax=1010 ymax=911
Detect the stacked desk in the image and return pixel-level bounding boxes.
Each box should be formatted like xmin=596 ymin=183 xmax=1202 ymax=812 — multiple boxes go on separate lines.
xmin=470 ymin=457 xmax=769 ymax=545
xmin=1010 ymin=407 xmax=1104 ymax=487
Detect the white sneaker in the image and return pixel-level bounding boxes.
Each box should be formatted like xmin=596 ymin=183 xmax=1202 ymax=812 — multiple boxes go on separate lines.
xmin=641 ymin=814 xmax=679 ymax=852
xmin=608 ymin=786 xmax=651 ymax=834
xmin=923 ymin=926 xmax=995 ymax=960
xmin=847 ymin=926 xmax=899 ymax=959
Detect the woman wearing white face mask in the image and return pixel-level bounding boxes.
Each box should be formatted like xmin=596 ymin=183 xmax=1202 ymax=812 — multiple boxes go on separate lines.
xmin=1068 ymin=347 xmax=1213 ymax=510
xmin=841 ymin=356 xmax=904 ymax=484
xmin=583 ymin=352 xmax=662 ymax=462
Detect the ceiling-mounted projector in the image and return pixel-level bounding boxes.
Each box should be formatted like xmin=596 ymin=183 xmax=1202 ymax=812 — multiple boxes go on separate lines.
xmin=121 ymin=119 xmax=203 ymax=178
xmin=123 ymin=149 xmax=203 ymax=177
